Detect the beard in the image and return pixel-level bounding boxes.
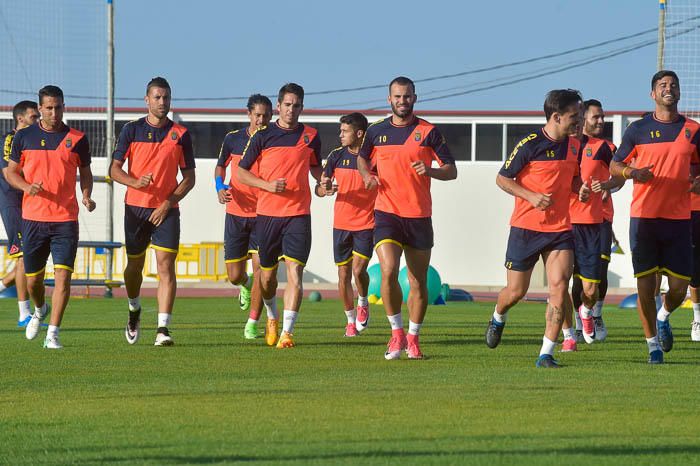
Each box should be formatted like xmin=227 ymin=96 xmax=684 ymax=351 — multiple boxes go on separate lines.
xmin=391 ymin=102 xmax=413 ymax=119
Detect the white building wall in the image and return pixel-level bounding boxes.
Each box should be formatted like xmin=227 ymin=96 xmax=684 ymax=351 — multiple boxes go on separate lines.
xmin=79 ymin=158 xmax=636 ymax=289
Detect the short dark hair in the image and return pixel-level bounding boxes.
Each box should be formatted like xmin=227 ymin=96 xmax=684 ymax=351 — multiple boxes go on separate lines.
xmin=583 ymin=99 xmax=602 ymax=112
xmin=247 ymin=94 xmax=273 ymax=112
xmin=389 ymin=76 xmax=415 ymax=94
xmin=651 ymin=70 xmax=679 ymax=90
xmin=278 ymin=83 xmax=304 ymax=103
xmin=543 ymin=89 xmax=582 ymax=120
xmin=146 ymin=76 xmax=171 ymax=95
xmin=38 ymin=85 xmax=64 ymax=105
xmin=12 ymin=100 xmax=38 ymax=125
xmin=339 ymin=112 xmax=368 ymax=132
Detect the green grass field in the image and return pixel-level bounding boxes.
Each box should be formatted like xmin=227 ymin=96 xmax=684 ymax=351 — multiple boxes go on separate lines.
xmin=1 ymin=296 xmax=699 ymax=465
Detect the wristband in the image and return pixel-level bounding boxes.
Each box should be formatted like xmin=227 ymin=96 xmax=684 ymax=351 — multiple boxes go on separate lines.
xmin=215 ymin=176 xmax=228 ymax=192
xmin=622 ymin=167 xmax=630 ymax=179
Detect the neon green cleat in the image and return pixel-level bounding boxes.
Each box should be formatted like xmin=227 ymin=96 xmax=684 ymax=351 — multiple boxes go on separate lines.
xmin=244 ymin=321 xmax=259 ymax=339
xmin=239 ymin=273 xmax=253 ymax=312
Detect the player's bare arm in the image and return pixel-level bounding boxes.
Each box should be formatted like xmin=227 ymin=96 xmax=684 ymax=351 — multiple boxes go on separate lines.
xmin=237 ymin=166 xmax=286 ymax=193
xmin=496 ymin=173 xmax=552 ymax=211
xmin=79 ymin=165 xmax=96 ymax=212
xmin=610 ymin=160 xmax=654 ymax=183
xmin=109 ymin=159 xmax=153 ymax=189
xmin=357 ymin=156 xmax=378 ymax=190
xmin=5 ymin=160 xmax=40 ymax=195
xmin=411 ymin=161 xmax=457 ymax=180
xmin=148 ymin=168 xmax=195 ymax=227
xmin=214 ymin=165 xmax=232 ymax=204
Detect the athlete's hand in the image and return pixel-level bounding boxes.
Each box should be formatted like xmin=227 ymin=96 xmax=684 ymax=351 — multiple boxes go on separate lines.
xmin=320 ymin=174 xmax=334 ymax=195
xmin=266 ymin=178 xmax=286 ymax=193
xmin=82 ymin=197 xmax=96 ymax=212
xmin=133 ymin=173 xmax=153 ymax=189
xmin=363 ymin=174 xmax=379 ymax=190
xmin=149 ymin=200 xmax=171 ymax=227
xmin=690 ymin=176 xmax=700 ymax=194
xmin=25 ymin=181 xmax=43 ymax=196
xmin=579 ymin=181 xmax=591 ymax=203
xmin=217 ymin=188 xmax=232 ymax=204
xmin=631 ymin=164 xmax=654 ymax=183
xmin=590 ymin=177 xmax=603 ymax=193
xmin=411 ymin=160 xmax=430 ymax=176
xmin=601 ymin=189 xmax=610 ymax=202
xmin=529 ymin=192 xmax=552 ymax=210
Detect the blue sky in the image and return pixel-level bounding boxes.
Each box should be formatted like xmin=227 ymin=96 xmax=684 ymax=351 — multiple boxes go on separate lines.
xmin=0 ymin=0 xmax=683 ymax=112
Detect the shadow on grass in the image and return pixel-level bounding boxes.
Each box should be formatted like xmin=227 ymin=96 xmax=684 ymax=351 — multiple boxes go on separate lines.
xmin=82 ymin=443 xmax=700 ymax=464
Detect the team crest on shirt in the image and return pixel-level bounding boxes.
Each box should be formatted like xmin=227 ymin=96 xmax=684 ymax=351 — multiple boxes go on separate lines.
xmin=570 ymin=144 xmax=577 ymax=155
xmin=304 ymin=135 xmax=310 ymax=144
xmin=686 ymin=128 xmax=692 ymax=139
xmin=40 ymin=139 xmax=46 ymax=147
xmin=171 ymin=131 xmax=178 ymax=140
xmin=65 ymin=138 xmax=72 ymax=149
xmin=415 ymin=132 xmax=421 ymax=142
xmin=585 ymin=147 xmax=592 ymax=157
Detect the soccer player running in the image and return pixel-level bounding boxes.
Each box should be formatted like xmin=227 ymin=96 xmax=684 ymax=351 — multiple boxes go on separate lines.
xmin=562 ymin=100 xmax=622 ymax=351
xmin=215 ymin=94 xmax=272 ymax=339
xmin=237 ymin=83 xmax=322 ymax=349
xmin=110 ymin=77 xmax=196 ymax=346
xmin=318 ymin=112 xmax=376 ymax=337
xmin=1 ymin=100 xmax=39 ymax=327
xmin=610 ymin=70 xmax=700 ymax=364
xmin=6 ymin=85 xmax=96 ymax=349
xmin=357 ymin=76 xmax=457 ymax=360
xmin=487 ymin=89 xmax=589 ymax=368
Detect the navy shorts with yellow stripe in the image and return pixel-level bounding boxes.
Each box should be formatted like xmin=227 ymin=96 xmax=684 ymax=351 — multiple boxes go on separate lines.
xmin=630 ymin=217 xmax=692 ymax=279
xmin=333 ymin=228 xmax=373 ymax=265
xmin=125 ymin=204 xmax=180 ymax=257
xmin=599 ymin=220 xmax=613 ymax=262
xmin=0 ymin=204 xmax=23 ymax=257
xmin=690 ymin=211 xmax=700 ymax=287
xmin=374 ymin=210 xmax=433 ymax=250
xmin=505 ymin=226 xmax=574 ymax=272
xmin=22 ymin=220 xmax=79 ymax=276
xmin=573 ymin=223 xmax=602 ymax=282
xmin=255 ymin=214 xmax=311 ymax=269
xmin=224 ymin=213 xmax=258 ymax=262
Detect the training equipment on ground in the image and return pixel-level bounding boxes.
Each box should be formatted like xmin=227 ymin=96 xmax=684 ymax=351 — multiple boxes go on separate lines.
xmin=367 ymin=264 xmax=382 ymax=297
xmin=368 ymin=294 xmax=379 ymax=304
xmin=398 ymin=265 xmax=442 ymax=304
xmin=308 ymin=291 xmax=322 ymax=302
xmin=447 ymin=289 xmax=474 ymax=302
xmin=619 ymin=294 xmax=638 ymax=309
xmin=0 ymin=285 xmax=18 ymax=299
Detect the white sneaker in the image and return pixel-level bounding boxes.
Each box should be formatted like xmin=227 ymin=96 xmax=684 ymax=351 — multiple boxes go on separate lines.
xmin=691 ymin=321 xmax=700 ymax=342
xmin=43 ymin=335 xmax=63 ymax=349
xmin=25 ymin=309 xmax=47 ymax=340
xmin=154 ymin=327 xmax=174 ymax=346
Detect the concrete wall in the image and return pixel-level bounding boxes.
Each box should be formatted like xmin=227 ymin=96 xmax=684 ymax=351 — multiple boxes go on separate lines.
xmin=65 ymin=157 xmax=636 ymax=289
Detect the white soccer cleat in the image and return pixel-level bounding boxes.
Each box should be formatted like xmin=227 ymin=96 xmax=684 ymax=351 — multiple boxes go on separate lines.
xmin=692 ymin=321 xmax=700 ymax=342
xmin=25 ymin=310 xmax=47 ymax=340
xmin=125 ymin=309 xmax=141 ymax=345
xmin=154 ymin=327 xmax=174 ymax=346
xmin=43 ymin=335 xmax=63 ymax=349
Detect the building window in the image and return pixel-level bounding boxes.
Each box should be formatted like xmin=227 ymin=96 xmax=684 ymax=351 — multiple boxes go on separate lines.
xmin=475 ymin=124 xmax=503 ymax=161
xmin=434 ymin=123 xmax=471 ymax=161
xmin=182 ymin=121 xmax=246 ymax=158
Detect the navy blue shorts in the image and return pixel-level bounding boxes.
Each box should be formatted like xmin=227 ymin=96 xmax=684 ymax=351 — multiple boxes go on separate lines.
xmin=224 ymin=214 xmax=258 ymax=262
xmin=0 ymin=204 xmax=23 ymax=258
xmin=255 ymin=214 xmax=311 ymax=269
xmin=690 ymin=212 xmax=700 ymax=287
xmin=333 ymin=228 xmax=373 ymax=265
xmin=22 ymin=220 xmax=79 ymax=276
xmin=505 ymin=226 xmax=574 ymax=272
xmin=374 ymin=210 xmax=433 ymax=250
xmin=573 ymin=223 xmax=602 ymax=283
xmin=125 ymin=204 xmax=180 ymax=257
xmin=630 ymin=217 xmax=692 ymax=280
xmin=599 ymin=220 xmax=613 ymax=262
